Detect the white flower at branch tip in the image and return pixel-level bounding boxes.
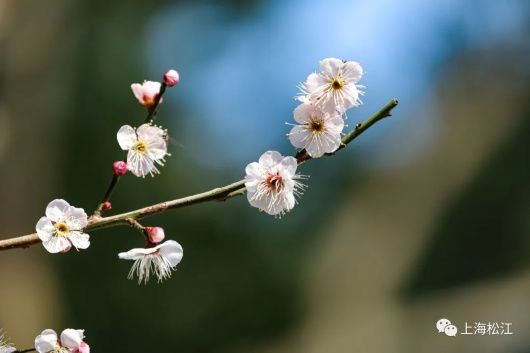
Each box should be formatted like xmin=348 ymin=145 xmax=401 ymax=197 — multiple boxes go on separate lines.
xmin=288 ymin=102 xmax=344 ymax=158
xmin=0 ymin=329 xmax=16 ymax=353
xmin=117 ymin=123 xmax=169 ymax=177
xmin=36 ymin=199 xmax=90 ymax=254
xmin=118 ymin=240 xmax=183 ymax=284
xmin=245 ymin=151 xmax=306 ymax=217
xmin=299 ymin=57 xmax=364 ymax=114
xmin=35 ymin=329 xmax=89 ymax=353
xmin=131 ymin=80 xmax=162 ymax=108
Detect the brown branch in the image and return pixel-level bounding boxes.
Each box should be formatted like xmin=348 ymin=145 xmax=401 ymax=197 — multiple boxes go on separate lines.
xmin=0 ymin=98 xmax=398 ymax=252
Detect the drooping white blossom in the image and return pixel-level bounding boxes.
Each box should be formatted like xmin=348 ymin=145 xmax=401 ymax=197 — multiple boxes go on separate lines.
xmin=117 ymin=123 xmax=169 ymax=177
xmin=288 ymin=102 xmax=344 ymax=157
xmin=118 ymin=240 xmax=183 ymax=284
xmin=245 ymin=151 xmax=305 ymax=217
xmin=35 ymin=329 xmax=89 ymax=353
xmin=299 ymin=58 xmax=363 ymax=114
xmin=0 ymin=329 xmax=16 ymax=353
xmin=36 ymin=199 xmax=90 ymax=254
xmin=131 ymin=81 xmax=162 ymax=108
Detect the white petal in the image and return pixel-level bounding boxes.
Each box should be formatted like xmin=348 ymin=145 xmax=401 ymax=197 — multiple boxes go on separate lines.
xmin=69 ymin=231 xmax=90 ymax=250
xmin=340 ymin=84 xmax=360 ymax=110
xmin=64 ymin=206 xmax=88 ymax=230
xmin=36 ymin=217 xmax=55 ymax=242
xmin=35 ymin=329 xmax=57 ymax=353
xmin=258 ymin=151 xmax=283 ymax=169
xmin=117 ymin=125 xmax=137 ymax=150
xmin=245 ymin=162 xmax=264 ymax=180
xmin=130 ymin=83 xmax=144 ymax=103
xmin=302 ymin=72 xmax=326 ymax=94
xmin=1 ymin=346 xmax=16 ymax=353
xmin=60 ymin=329 xmax=82 ymax=349
xmin=142 ymin=81 xmax=162 ymax=98
xmin=320 ymin=58 xmax=343 ymax=76
xmin=42 ymin=237 xmax=70 ymax=254
xmin=45 ymin=199 xmax=69 ymax=222
xmin=327 ymin=116 xmax=345 ymax=133
xmin=138 ymin=124 xmax=167 ymax=160
xmin=342 ymin=61 xmax=363 ymax=82
xmin=127 ymin=150 xmax=155 ymax=177
xmin=280 ymin=156 xmax=298 ymax=176
xmin=118 ymin=247 xmax=158 ymax=260
xmin=288 ymin=125 xmax=310 ymax=150
xmin=158 ymin=240 xmax=184 ymax=267
xmin=293 ymin=103 xmax=313 ymax=124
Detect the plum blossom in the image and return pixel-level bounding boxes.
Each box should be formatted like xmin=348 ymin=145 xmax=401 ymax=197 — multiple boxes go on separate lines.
xmin=131 ymin=81 xmax=162 ymax=108
xmin=145 ymin=226 xmax=165 ymax=243
xmin=0 ymin=329 xmax=16 ymax=353
xmin=299 ymin=58 xmax=363 ymax=114
xmin=288 ymin=102 xmax=344 ymax=157
xmin=36 ymin=199 xmax=90 ymax=253
xmin=118 ymin=240 xmax=183 ymax=284
xmin=117 ymin=123 xmax=169 ymax=177
xmin=245 ymin=151 xmax=306 ymax=217
xmin=35 ymin=329 xmax=89 ymax=353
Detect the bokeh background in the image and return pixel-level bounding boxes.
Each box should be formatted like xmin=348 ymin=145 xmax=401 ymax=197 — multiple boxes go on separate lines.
xmin=0 ymin=0 xmax=529 ymax=352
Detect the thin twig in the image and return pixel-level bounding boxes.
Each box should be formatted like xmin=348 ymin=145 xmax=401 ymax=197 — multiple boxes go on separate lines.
xmin=0 ymin=98 xmax=398 ymax=252
xmin=93 ymin=82 xmax=169 ymax=216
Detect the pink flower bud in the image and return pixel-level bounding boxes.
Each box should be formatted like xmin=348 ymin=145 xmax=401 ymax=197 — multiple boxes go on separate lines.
xmin=146 ymin=226 xmax=165 ymax=243
xmin=62 ymin=242 xmax=72 ymax=253
xmin=163 ymin=69 xmax=180 ymax=87
xmin=102 ymin=201 xmax=112 ymax=211
xmin=112 ymin=161 xmax=128 ymax=176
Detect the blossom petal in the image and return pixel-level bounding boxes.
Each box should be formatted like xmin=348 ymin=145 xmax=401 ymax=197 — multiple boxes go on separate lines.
xmin=36 ymin=217 xmax=55 ymax=242
xmin=35 ymin=329 xmax=57 ymax=353
xmin=288 ymin=125 xmax=310 ymax=150
xmin=293 ymin=103 xmax=313 ymax=124
xmin=342 ymin=60 xmax=363 ymax=82
xmin=45 ymin=199 xmax=69 ymax=222
xmin=245 ymin=162 xmax=263 ymax=179
xmin=130 ymin=83 xmax=144 ymax=104
xmin=69 ymin=231 xmax=90 ymax=250
xmin=60 ymin=329 xmax=82 ymax=350
xmin=319 ymin=58 xmax=343 ymax=77
xmin=118 ymin=247 xmax=158 ymax=260
xmin=42 ymin=237 xmax=70 ymax=254
xmin=258 ymin=151 xmax=283 ymax=169
xmin=127 ymin=150 xmax=155 ymax=177
xmin=159 ymin=240 xmax=184 ymax=267
xmin=137 ymin=124 xmax=167 ymax=160
xmin=280 ymin=156 xmax=298 ymax=176
xmin=117 ymin=125 xmax=137 ymax=150
xmin=64 ymin=206 xmax=88 ymax=230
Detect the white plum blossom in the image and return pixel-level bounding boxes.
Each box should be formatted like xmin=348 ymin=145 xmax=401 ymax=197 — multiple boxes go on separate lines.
xmin=118 ymin=240 xmax=183 ymax=284
xmin=0 ymin=329 xmax=15 ymax=353
xmin=35 ymin=329 xmax=89 ymax=353
xmin=36 ymin=199 xmax=90 ymax=253
xmin=288 ymin=102 xmax=344 ymax=157
xmin=245 ymin=151 xmax=305 ymax=217
xmin=131 ymin=80 xmax=162 ymax=108
xmin=117 ymin=123 xmax=169 ymax=177
xmin=299 ymin=57 xmax=363 ymax=114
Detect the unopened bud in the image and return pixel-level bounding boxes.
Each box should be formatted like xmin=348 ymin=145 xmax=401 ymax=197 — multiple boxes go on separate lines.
xmin=102 ymin=201 xmax=112 ymax=211
xmin=112 ymin=161 xmax=128 ymax=176
xmin=163 ymin=69 xmax=180 ymax=87
xmin=146 ymin=226 xmax=165 ymax=243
